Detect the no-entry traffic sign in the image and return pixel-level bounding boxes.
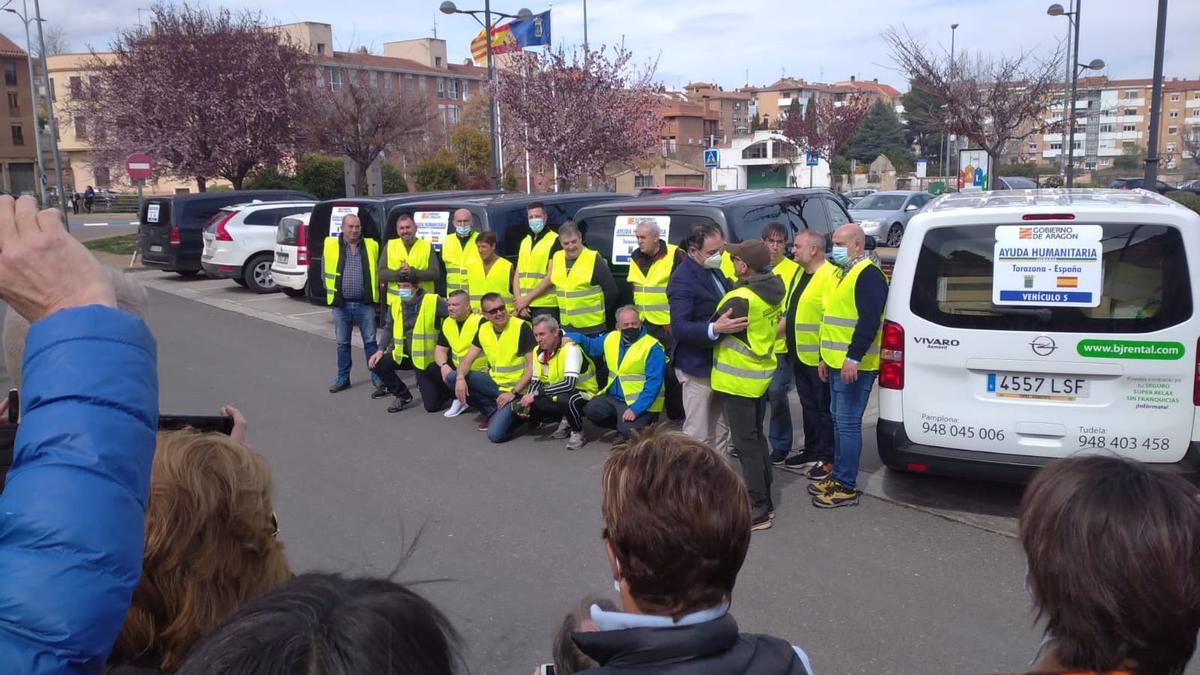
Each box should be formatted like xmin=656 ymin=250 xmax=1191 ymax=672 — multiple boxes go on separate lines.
xmin=125 ymin=153 xmax=152 ymax=181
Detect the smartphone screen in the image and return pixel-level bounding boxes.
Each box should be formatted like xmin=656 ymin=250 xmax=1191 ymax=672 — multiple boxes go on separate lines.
xmin=540 ymin=666 xmax=556 ymax=675
xmin=158 ymin=415 xmax=235 ymax=435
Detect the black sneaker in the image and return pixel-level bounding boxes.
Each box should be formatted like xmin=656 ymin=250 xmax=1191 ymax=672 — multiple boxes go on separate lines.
xmin=805 ymin=461 xmax=834 ymax=481
xmin=328 ymin=381 xmax=350 ymax=393
xmin=769 ymin=449 xmax=789 ymax=466
xmin=750 ymin=509 xmax=773 ymax=531
xmin=387 ymin=392 xmax=413 ymax=413
xmin=370 ymin=383 xmax=390 ymax=399
xmin=784 ymin=450 xmax=819 ymax=471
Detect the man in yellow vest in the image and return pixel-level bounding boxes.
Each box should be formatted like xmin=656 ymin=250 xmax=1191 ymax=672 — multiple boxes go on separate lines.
xmin=711 ymin=240 xmax=785 ymax=532
xmin=549 ymin=221 xmax=617 ymax=337
xmin=443 ymin=208 xmax=480 ymax=296
xmin=811 ymin=223 xmax=888 ymax=509
xmin=451 ymin=292 xmax=536 ymax=442
xmin=568 ymin=305 xmax=666 ymax=441
xmin=379 ymin=213 xmax=439 ymax=300
xmin=322 ymin=214 xmax=385 ymax=395
xmin=780 ymin=229 xmax=838 ymax=479
xmin=467 ymin=231 xmax=514 ymax=313
xmin=627 ymin=219 xmax=684 ymax=420
xmin=761 ymin=222 xmax=802 ymax=467
xmin=517 ymin=315 xmax=598 ymax=451
xmin=368 ymin=270 xmax=449 ymax=413
xmin=434 ymin=290 xmax=488 ymax=419
xmin=512 ymin=202 xmax=561 ymax=321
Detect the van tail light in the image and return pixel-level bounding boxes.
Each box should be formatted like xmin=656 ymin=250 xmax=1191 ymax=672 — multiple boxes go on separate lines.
xmin=1193 ymin=336 xmax=1200 ymax=406
xmin=1021 ymin=213 xmax=1076 ymax=221
xmin=879 ymin=320 xmax=904 ymax=390
xmin=213 ymin=212 xmax=236 ymax=241
xmin=297 ymin=224 xmax=309 ymax=265
xmin=168 ymin=225 xmax=181 ymax=246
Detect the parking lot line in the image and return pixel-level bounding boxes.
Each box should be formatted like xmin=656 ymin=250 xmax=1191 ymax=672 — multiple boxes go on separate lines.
xmin=289 ymin=309 xmax=329 ymax=317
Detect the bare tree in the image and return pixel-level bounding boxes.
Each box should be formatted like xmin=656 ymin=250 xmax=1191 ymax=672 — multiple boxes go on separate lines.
xmin=885 ymin=26 xmax=1064 ymax=168
xmin=35 ymin=26 xmax=69 ymax=58
xmin=303 ymin=78 xmax=433 ymax=195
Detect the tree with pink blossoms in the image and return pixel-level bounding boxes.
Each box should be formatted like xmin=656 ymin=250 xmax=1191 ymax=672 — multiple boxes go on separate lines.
xmin=780 ymin=94 xmax=871 ymax=164
xmin=69 ymin=4 xmax=308 ymax=191
xmin=490 ymin=45 xmax=664 ymax=190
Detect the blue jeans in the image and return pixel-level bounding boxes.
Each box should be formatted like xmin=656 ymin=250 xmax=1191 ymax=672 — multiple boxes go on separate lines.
xmin=829 ymin=369 xmax=876 ymax=490
xmin=332 ymin=302 xmax=382 ymax=386
xmin=445 ymin=371 xmax=523 ymax=443
xmin=766 ymin=355 xmax=793 ymax=453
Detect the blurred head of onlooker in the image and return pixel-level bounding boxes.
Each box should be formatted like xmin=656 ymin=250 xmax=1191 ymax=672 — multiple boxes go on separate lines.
xmin=1019 ymin=456 xmax=1200 ymax=675
xmin=537 ymin=596 xmax=616 ymax=675
xmin=173 ymin=572 xmax=462 ymax=675
xmin=108 ymin=429 xmax=290 ymax=672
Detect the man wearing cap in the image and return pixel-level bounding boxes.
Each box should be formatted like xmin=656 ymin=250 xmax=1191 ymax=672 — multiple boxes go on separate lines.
xmin=711 ymin=239 xmax=785 ymax=531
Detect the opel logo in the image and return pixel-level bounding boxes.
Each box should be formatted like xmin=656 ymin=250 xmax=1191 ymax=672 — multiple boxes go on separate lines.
xmin=1030 ymin=335 xmax=1057 ymax=357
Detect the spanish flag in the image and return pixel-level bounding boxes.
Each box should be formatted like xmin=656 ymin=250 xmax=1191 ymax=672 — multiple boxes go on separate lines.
xmin=470 ymin=23 xmax=520 ymax=65
xmin=1056 ymin=276 xmax=1078 ymax=288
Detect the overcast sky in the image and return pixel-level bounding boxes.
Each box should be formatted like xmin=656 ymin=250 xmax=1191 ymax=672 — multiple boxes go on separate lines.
xmin=15 ymin=0 xmax=1199 ymax=91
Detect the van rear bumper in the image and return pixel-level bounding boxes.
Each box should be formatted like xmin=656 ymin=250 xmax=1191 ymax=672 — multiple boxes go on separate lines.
xmin=877 ymin=419 xmax=1200 ymax=485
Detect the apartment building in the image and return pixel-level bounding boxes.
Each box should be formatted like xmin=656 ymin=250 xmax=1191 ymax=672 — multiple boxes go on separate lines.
xmin=656 ymin=92 xmax=719 ymax=167
xmin=746 ymin=75 xmax=903 ymax=129
xmin=683 ymin=82 xmax=752 ymax=142
xmin=0 ymin=34 xmax=38 ymax=195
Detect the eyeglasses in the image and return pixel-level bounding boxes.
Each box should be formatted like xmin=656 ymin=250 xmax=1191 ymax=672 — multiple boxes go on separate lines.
xmin=484 ymin=306 xmax=506 ymax=316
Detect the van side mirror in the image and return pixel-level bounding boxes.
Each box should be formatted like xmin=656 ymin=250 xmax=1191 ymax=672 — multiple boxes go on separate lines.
xmin=864 ymin=235 xmax=878 ymax=250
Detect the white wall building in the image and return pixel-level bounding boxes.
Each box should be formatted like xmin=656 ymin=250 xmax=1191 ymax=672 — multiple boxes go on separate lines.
xmin=711 ymin=131 xmax=830 ymax=190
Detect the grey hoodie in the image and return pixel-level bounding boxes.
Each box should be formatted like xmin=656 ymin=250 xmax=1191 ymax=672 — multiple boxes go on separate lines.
xmin=712 ymin=271 xmax=787 ymax=346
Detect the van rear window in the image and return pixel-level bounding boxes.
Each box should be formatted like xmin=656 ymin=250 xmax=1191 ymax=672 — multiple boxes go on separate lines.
xmin=578 ymin=213 xmax=718 ymax=266
xmin=910 ymin=223 xmax=1192 ymax=333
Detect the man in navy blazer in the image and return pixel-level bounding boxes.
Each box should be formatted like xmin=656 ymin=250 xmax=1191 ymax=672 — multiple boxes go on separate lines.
xmin=667 ymin=222 xmax=748 ymax=452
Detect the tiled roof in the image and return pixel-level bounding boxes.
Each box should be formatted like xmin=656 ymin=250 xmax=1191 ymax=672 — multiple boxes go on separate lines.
xmin=0 ymin=34 xmax=27 ymax=59
xmin=311 ymin=50 xmax=486 ymax=79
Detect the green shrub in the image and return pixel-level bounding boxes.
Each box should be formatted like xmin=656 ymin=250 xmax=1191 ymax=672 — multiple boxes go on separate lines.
xmin=245 ymin=167 xmax=305 ymax=192
xmin=1167 ymin=190 xmax=1200 ymax=215
xmin=413 ymin=150 xmax=463 ymax=192
xmin=296 ymin=155 xmax=346 ymax=200
xmin=382 ymin=163 xmax=408 ymax=194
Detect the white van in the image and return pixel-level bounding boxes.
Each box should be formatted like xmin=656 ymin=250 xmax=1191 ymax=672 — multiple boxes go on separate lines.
xmin=878 ymin=189 xmax=1199 ymax=482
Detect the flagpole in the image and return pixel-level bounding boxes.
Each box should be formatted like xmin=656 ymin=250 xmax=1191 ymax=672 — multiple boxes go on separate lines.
xmin=484 ymin=0 xmax=501 ymax=190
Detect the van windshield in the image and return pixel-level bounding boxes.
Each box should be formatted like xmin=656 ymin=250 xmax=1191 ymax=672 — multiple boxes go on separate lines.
xmin=910 ymin=223 xmax=1192 ymax=333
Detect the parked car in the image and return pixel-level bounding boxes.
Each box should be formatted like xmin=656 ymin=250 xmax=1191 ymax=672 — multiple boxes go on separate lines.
xmin=270 ymin=212 xmax=313 ymax=297
xmin=849 ymin=190 xmax=934 ymax=247
xmin=844 ymin=188 xmax=877 ymax=206
xmin=140 ymin=190 xmax=315 ymax=275
xmin=994 ymin=176 xmax=1039 ymax=190
xmin=200 ymin=200 xmax=316 ymax=293
xmin=1176 ymin=179 xmax=1200 ymax=194
xmin=1110 ymin=177 xmax=1176 ymax=194
xmin=572 ymin=188 xmax=856 ymax=296
xmin=636 ymin=186 xmax=706 ymax=197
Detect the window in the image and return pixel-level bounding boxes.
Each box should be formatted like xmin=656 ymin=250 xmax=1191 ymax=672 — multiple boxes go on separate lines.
xmin=47 ymin=77 xmax=53 ymax=101
xmin=447 ymin=105 xmax=460 ymax=124
xmin=436 ymin=77 xmax=445 ymax=98
xmin=383 ymin=72 xmax=393 ymax=90
xmin=1170 ymin=94 xmax=1181 ymax=102
xmin=741 ymin=141 xmax=769 ymax=159
xmin=368 ymin=70 xmax=377 ymax=88
xmin=732 ymin=202 xmax=788 ymax=242
xmin=327 ymin=67 xmax=342 ymax=91
xmin=825 ymin=198 xmax=851 ymax=228
xmin=1049 ymin=142 xmax=1062 ymax=150
xmin=633 ymin=175 xmax=654 ymax=188
xmin=435 ymin=56 xmax=443 ymax=67
xmin=1123 ymin=89 xmax=1138 ymax=98
xmin=1123 ymin=108 xmax=1137 ymax=116
xmin=6 ymin=92 xmax=16 ymax=110
xmin=245 ymin=206 xmax=310 ymax=226
xmin=1168 ymin=126 xmax=1178 ymax=135
xmin=1193 ymin=109 xmax=1200 ymax=117
xmin=462 ymin=80 xmax=469 ymax=99
xmin=4 ymin=63 xmax=17 ymax=87
xmin=1099 ymin=123 xmax=1113 ymax=132
xmin=1169 ymin=110 xmax=1179 ymax=118
xmin=405 ymin=73 xmax=414 ymax=91
xmin=1122 ymin=124 xmax=1137 ymax=132
xmin=1027 ymin=142 xmax=1037 ymax=152
xmin=419 ymin=76 xmax=427 ymax=91
xmin=448 ymin=79 xmax=458 ymax=99
xmin=69 ymin=75 xmax=83 ymax=95
xmin=910 ymin=224 xmax=1191 ymax=333
xmin=10 ymin=124 xmax=22 ymax=145
xmin=1166 ymin=142 xmax=1176 ymax=152
xmin=74 ymin=116 xmax=86 ymax=140
xmin=93 ymin=166 xmax=110 ymax=188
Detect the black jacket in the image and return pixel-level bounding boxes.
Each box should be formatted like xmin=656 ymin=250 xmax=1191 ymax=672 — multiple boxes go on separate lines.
xmin=573 ymin=613 xmax=809 ymax=675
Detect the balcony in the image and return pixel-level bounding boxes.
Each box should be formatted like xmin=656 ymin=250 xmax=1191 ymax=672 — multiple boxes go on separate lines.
xmin=1118 ymin=97 xmax=1146 ymax=107
xmin=1187 ymin=99 xmax=1200 ymax=109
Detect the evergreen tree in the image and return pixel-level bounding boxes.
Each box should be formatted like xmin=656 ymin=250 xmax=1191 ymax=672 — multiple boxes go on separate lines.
xmin=750 ymin=112 xmax=761 ymax=132
xmin=786 ymin=98 xmax=802 ymax=121
xmin=845 ymin=99 xmax=911 ymax=165
xmin=901 ymin=78 xmax=946 ymax=164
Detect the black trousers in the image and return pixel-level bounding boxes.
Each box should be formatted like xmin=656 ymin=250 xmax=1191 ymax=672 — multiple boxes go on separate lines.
xmin=722 ymin=393 xmax=772 ymax=513
xmin=792 ymin=361 xmax=834 ymax=462
xmin=370 ymin=351 xmax=451 ymax=413
xmin=584 ymin=395 xmax=658 ymax=439
xmin=529 ymin=391 xmax=587 ymax=432
xmin=646 ymin=322 xmax=684 ymax=420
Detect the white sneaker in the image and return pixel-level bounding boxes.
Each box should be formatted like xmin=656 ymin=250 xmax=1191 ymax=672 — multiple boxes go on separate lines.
xmin=443 ymin=399 xmax=468 ymax=418
xmin=566 ymin=431 xmax=585 ymax=451
xmin=551 ymin=417 xmax=571 ymax=439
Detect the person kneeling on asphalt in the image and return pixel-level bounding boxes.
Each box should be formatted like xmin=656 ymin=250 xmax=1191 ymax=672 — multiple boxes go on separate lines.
xmin=369 ymin=271 xmax=450 ymax=413
xmin=435 ymin=290 xmax=489 ymax=419
xmin=517 ymin=315 xmax=598 ymax=451
xmin=567 ymin=306 xmax=665 ymax=441
xmin=571 ymin=427 xmax=813 ymax=673
xmin=449 ymin=292 xmax=536 ymax=441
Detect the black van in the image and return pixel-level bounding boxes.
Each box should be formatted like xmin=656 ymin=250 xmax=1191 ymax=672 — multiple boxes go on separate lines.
xmin=571 ymin=188 xmax=854 ymax=294
xmin=140 ymin=190 xmax=315 ymax=275
xmin=303 ymin=190 xmax=504 ymax=303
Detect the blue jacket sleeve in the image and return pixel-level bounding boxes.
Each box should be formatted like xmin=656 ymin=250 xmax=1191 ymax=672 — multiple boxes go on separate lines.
xmin=0 ymin=306 xmax=158 ymax=674
xmin=668 ymin=276 xmax=719 ymax=347
xmin=564 ymin=330 xmax=606 ymax=359
xmin=629 ymin=344 xmax=665 ymax=416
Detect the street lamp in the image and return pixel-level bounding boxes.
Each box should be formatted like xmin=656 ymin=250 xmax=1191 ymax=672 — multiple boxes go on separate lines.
xmin=3 ymin=0 xmax=48 ymax=207
xmin=440 ymin=0 xmax=533 ymax=190
xmin=942 ymin=23 xmax=958 ymax=189
xmin=1047 ymin=1 xmax=1102 ymax=187
xmin=1047 ymin=2 xmax=1073 ymax=179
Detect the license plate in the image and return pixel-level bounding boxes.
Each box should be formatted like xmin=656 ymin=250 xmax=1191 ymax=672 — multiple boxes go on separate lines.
xmin=986 ymin=372 xmax=1089 ymax=401
xmin=276 ymin=252 xmax=289 ymax=264
xmin=149 ymin=245 xmax=163 ymax=252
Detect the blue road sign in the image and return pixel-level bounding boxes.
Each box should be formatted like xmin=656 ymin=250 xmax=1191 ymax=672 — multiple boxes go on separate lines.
xmin=703 ymin=149 xmax=719 ymax=169
xmin=805 ymin=151 xmax=819 ymax=167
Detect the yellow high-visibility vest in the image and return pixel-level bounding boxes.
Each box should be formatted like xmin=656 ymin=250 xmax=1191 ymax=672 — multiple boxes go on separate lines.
xmin=389 ymin=291 xmax=439 ymax=367
xmin=385 ymin=237 xmax=435 ymax=298
xmin=602 ymin=331 xmax=665 ymax=413
xmin=467 ymin=256 xmax=514 ymax=313
xmin=772 ymin=256 xmax=800 ymax=355
xmin=551 ymin=248 xmax=605 ymax=331
xmin=820 ymin=258 xmax=884 ymax=370
xmin=792 ymin=261 xmax=839 ymax=366
xmin=442 ymin=314 xmax=488 ymax=373
xmin=517 ymin=231 xmax=559 ymax=309
xmin=477 ymin=317 xmax=529 ymax=392
xmin=443 ymin=231 xmax=480 ymax=295
xmin=322 ymin=237 xmax=379 ymax=305
xmin=628 ymin=243 xmax=676 ymax=326
xmin=719 ymin=250 xmax=739 ymax=285
xmin=711 ymin=287 xmax=781 ymax=398
xmin=536 ymin=337 xmax=599 ymax=400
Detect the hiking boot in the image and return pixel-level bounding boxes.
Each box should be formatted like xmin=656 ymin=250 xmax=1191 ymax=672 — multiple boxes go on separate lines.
xmin=807 ymin=477 xmax=838 ymax=497
xmin=387 ymin=392 xmax=413 ymax=413
xmin=784 ymin=450 xmax=820 ymax=471
xmin=769 ymin=448 xmax=789 ymax=466
xmin=551 ymin=418 xmax=571 ymax=439
xmin=443 ymin=399 xmax=468 ymax=418
xmin=812 ymin=482 xmax=861 ymax=509
xmin=370 ymin=383 xmax=390 ymax=399
xmin=805 ymin=461 xmax=834 ymax=481
xmin=566 ymin=430 xmax=584 ymax=451
xmin=750 ymin=508 xmax=773 ymax=531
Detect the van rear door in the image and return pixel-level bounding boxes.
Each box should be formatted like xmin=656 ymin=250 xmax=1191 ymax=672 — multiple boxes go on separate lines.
xmin=901 ymin=221 xmax=1195 ymax=464
xmin=140 ymin=198 xmax=173 ymax=264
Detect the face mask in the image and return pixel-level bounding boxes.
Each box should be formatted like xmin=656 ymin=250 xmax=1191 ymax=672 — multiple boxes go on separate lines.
xmin=620 ymin=327 xmax=641 ymax=343
xmin=702 ymin=253 xmax=723 ymax=270
xmin=398 ymin=288 xmax=414 ymax=302
xmin=529 ymin=218 xmax=545 ymax=234
xmin=456 ymin=225 xmax=472 ymax=237
xmin=830 ymin=246 xmax=850 ymax=266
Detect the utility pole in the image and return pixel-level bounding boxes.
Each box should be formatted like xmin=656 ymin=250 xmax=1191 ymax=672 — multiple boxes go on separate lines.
xmin=1065 ymin=0 xmax=1083 ymax=187
xmin=32 ymin=0 xmax=67 ymax=225
xmin=1143 ymin=0 xmax=1168 ymax=186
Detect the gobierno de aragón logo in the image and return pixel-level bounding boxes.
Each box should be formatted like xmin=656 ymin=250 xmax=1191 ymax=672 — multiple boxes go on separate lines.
xmin=1076 ymin=339 xmax=1186 ymax=360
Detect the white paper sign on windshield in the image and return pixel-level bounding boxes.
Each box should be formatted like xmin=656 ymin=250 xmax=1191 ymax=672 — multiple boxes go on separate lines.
xmin=992 ymin=224 xmax=1103 ymax=307
xmin=612 ymin=215 xmax=671 ymax=266
xmin=146 ymin=203 xmax=160 ymax=223
xmin=414 ymin=211 xmax=450 ymax=250
xmin=329 ymin=206 xmax=359 ymax=237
